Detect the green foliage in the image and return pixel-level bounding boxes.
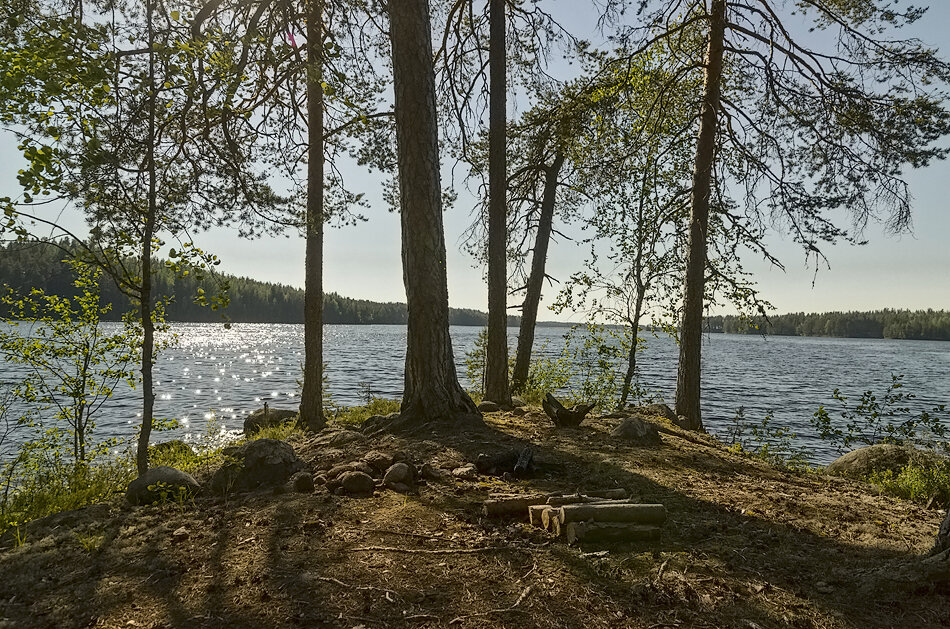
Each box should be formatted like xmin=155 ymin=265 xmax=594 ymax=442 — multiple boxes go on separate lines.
xmin=331 ymin=398 xmax=402 ymax=427
xmin=0 ymin=261 xmax=138 ymax=463
xmin=727 ymin=407 xmax=811 ymax=470
xmin=866 ymin=459 xmax=950 ymax=508
xmin=811 ymin=374 xmax=948 ymax=454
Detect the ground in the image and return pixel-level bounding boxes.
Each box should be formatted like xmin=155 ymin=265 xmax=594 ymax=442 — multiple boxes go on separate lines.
xmin=0 ymin=410 xmax=946 ymax=628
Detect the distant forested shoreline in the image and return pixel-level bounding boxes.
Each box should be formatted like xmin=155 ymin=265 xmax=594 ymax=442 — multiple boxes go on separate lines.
xmin=705 ymin=311 xmax=950 ymax=341
xmin=0 ymin=241 xmax=542 ymax=326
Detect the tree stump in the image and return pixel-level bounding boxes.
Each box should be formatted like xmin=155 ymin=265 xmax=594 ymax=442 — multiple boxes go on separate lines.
xmin=542 ymin=393 xmax=594 ymax=427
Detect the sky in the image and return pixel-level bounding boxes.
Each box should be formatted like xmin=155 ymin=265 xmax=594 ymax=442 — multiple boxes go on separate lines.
xmin=2 ymin=2 xmax=949 ymax=322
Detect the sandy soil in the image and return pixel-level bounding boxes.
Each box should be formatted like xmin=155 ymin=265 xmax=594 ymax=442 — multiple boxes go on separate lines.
xmin=0 ymin=409 xmax=946 ymax=628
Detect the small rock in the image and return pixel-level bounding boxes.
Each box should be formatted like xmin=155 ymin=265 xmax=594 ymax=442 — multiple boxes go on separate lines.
xmin=633 ymin=403 xmax=678 ymax=422
xmin=313 ymin=474 xmax=327 ymax=486
xmin=388 ymin=482 xmax=414 ymax=494
xmin=209 ymin=439 xmax=304 ymax=494
xmin=363 ymin=450 xmax=395 ymax=472
xmin=339 ymin=471 xmax=375 ymax=496
xmin=477 ymin=400 xmax=501 ymax=413
xmin=327 ymin=461 xmax=375 ymax=480
xmin=291 ymin=472 xmax=315 ymax=493
xmin=420 ymin=463 xmax=444 ymax=481
xmin=126 ymin=466 xmax=201 ymax=506
xmin=512 ymin=407 xmax=527 ymax=416
xmin=452 ymin=464 xmax=479 ymax=480
xmin=172 ymin=527 xmax=190 ymax=541
xmin=383 ymin=462 xmax=413 ymax=486
xmin=611 ymin=416 xmax=662 ymax=445
xmin=510 ymin=396 xmax=526 ymax=408
xmin=243 ymin=407 xmax=299 ymax=436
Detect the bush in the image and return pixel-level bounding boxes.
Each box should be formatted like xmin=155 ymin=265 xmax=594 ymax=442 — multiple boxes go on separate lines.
xmin=867 ymin=459 xmax=950 ymax=507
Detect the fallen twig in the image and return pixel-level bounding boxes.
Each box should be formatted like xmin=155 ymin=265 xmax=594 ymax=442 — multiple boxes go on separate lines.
xmin=349 ymin=545 xmax=528 ymax=555
xmin=448 ymin=585 xmax=533 ymax=624
xmin=311 ymin=575 xmax=400 ymax=601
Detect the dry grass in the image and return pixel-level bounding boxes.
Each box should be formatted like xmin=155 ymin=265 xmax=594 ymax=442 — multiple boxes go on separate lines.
xmin=0 ymin=409 xmax=947 ymax=628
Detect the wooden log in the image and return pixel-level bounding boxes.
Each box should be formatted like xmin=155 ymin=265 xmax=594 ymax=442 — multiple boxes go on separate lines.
xmin=546 ymin=494 xmax=631 ymax=507
xmin=550 ymin=516 xmax=561 ymax=537
xmin=513 ymin=446 xmax=535 ymax=477
xmin=565 ymin=522 xmax=661 ymax=545
xmin=482 ymin=494 xmax=548 ymax=518
xmin=582 ymin=488 xmax=627 ymax=500
xmin=528 ymin=505 xmax=551 ymax=527
xmin=541 ymin=507 xmax=561 ymax=531
xmin=558 ymin=503 xmax=666 ymax=525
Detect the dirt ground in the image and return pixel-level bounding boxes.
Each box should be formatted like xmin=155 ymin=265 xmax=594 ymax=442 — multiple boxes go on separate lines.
xmin=0 ymin=409 xmax=947 ymax=629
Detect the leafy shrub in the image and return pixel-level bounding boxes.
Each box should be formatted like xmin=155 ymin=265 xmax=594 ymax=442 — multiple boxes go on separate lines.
xmin=811 ymin=374 xmax=948 ymax=455
xmin=867 ymin=459 xmax=950 ymax=507
xmin=331 ymin=397 xmax=402 ymax=426
xmin=727 ymin=407 xmax=810 ymax=470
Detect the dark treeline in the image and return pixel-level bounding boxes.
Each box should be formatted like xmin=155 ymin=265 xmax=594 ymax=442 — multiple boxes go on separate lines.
xmin=706 ymin=311 xmax=950 ymax=341
xmin=0 ymin=241 xmax=523 ymax=326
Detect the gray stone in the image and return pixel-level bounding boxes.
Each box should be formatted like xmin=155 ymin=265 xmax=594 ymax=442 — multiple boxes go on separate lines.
xmin=290 ymin=472 xmax=315 ymax=493
xmin=611 ymin=416 xmax=662 ymax=446
xmin=477 ymin=400 xmax=501 ymax=413
xmin=126 ymin=466 xmax=201 ymax=506
xmin=633 ymin=403 xmax=678 ymax=422
xmin=510 ymin=396 xmax=526 ymax=408
xmin=327 ymin=461 xmax=375 ymax=480
xmin=932 ymin=510 xmax=950 ymax=556
xmin=363 ymin=450 xmax=395 ymax=473
xmin=243 ymin=406 xmax=299 ymax=436
xmin=312 ymin=428 xmax=366 ymax=448
xmin=339 ymin=471 xmax=376 ymax=496
xmin=825 ymin=443 xmax=942 ymax=479
xmin=210 ymin=439 xmax=304 ymax=494
xmin=150 ymin=439 xmax=194 ymax=459
xmin=452 ymin=464 xmax=479 ymax=480
xmin=383 ymin=462 xmax=413 ymax=486
xmin=512 ymin=407 xmax=527 ymax=416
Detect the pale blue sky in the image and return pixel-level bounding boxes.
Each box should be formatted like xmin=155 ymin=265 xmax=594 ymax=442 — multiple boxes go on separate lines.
xmin=2 ymin=2 xmax=948 ymax=320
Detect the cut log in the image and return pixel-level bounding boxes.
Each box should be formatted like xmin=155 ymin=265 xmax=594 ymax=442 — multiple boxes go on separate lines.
xmin=546 ymin=492 xmax=629 ymax=507
xmin=583 ymin=488 xmax=627 ymax=500
xmin=558 ymin=503 xmax=666 ymax=525
xmin=565 ymin=522 xmax=662 ymax=545
xmin=529 ymin=505 xmax=551 ymax=527
xmin=482 ymin=494 xmax=548 ymax=518
xmin=541 ymin=507 xmax=560 ymax=531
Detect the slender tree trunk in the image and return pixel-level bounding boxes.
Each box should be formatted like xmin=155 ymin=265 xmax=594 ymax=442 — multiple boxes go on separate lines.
xmin=300 ymin=0 xmax=326 ymax=431
xmin=484 ymin=0 xmax=510 ymax=405
xmin=511 ymin=152 xmax=564 ymax=393
xmin=136 ymin=0 xmax=158 ymax=475
xmin=389 ymin=0 xmax=479 ymax=424
xmin=618 ymin=293 xmax=645 ymax=409
xmin=675 ymin=0 xmax=725 ymax=432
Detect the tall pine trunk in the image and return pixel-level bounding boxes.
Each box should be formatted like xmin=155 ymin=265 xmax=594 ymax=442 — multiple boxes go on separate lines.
xmin=300 ymin=0 xmax=326 ymax=431
xmin=675 ymin=0 xmax=725 ymax=432
xmin=484 ymin=0 xmax=510 ymax=405
xmin=136 ymin=0 xmax=158 ymax=475
xmin=389 ymin=0 xmax=479 ymax=424
xmin=511 ymin=152 xmax=564 ymax=393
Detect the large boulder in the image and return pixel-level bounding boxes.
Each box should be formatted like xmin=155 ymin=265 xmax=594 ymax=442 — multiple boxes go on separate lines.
xmin=825 ymin=443 xmax=942 ymax=479
xmin=210 ymin=439 xmax=304 ymax=494
xmin=126 ymin=466 xmax=201 ymax=506
xmin=243 ymin=406 xmax=299 ymax=436
xmin=611 ymin=416 xmax=662 ymax=446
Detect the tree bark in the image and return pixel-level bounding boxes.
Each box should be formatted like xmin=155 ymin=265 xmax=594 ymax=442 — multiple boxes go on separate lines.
xmin=675 ymin=0 xmax=725 ymax=432
xmin=484 ymin=0 xmax=510 ymax=405
xmin=511 ymin=152 xmax=564 ymax=393
xmin=300 ymin=0 xmax=326 ymax=431
xmin=389 ymin=0 xmax=479 ymax=424
xmin=618 ymin=292 xmax=645 ymax=409
xmin=136 ymin=0 xmax=158 ymax=476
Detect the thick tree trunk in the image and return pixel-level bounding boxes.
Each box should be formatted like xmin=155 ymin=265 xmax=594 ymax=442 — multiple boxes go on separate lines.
xmin=136 ymin=0 xmax=158 ymax=476
xmin=484 ymin=0 xmax=510 ymax=405
xmin=300 ymin=0 xmax=326 ymax=431
xmin=675 ymin=0 xmax=726 ymax=432
xmin=511 ymin=152 xmax=564 ymax=393
xmin=389 ymin=0 xmax=479 ymax=424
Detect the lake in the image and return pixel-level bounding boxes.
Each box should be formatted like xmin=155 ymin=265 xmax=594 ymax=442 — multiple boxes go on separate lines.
xmin=1 ymin=322 xmax=948 ymax=464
